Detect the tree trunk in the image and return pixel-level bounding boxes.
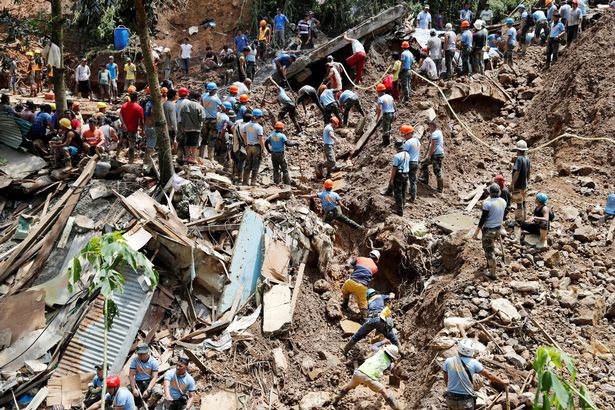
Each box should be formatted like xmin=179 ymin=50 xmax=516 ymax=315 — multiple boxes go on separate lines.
xmin=101 ymin=298 xmax=109 ymax=407
xmin=134 ymin=0 xmax=175 ymax=185
xmin=50 ymin=0 xmax=67 ymax=114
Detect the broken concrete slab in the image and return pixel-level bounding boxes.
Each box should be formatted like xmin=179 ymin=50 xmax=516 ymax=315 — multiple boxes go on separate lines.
xmin=444 ymin=81 xmax=508 ymax=104
xmin=24 ymin=359 xmax=47 ymax=374
xmin=339 ymin=320 xmax=361 ymax=336
xmin=0 ymin=144 xmax=47 ymax=179
xmin=200 ymin=389 xmax=241 ymax=410
xmin=261 ymin=237 xmax=291 ymax=283
xmin=491 ymin=298 xmax=521 ymax=323
xmin=263 ymin=285 xmax=292 ymax=336
xmin=434 ymin=212 xmax=477 ymax=234
xmin=272 ymin=347 xmax=288 ymax=375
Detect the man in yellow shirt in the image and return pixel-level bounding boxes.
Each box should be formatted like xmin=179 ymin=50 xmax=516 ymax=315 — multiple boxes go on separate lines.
xmin=124 ymin=57 xmax=137 ymax=91
xmin=257 ymin=20 xmax=271 ymax=60
xmin=391 ymin=52 xmax=401 ymax=100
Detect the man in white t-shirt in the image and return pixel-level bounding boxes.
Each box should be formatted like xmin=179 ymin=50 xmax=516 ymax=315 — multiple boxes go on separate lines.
xmin=180 ymin=37 xmax=193 ymax=77
xmin=419 ymin=53 xmax=438 ymax=80
xmin=343 ymin=32 xmax=367 ymax=83
xmin=416 ymin=5 xmax=432 ymax=29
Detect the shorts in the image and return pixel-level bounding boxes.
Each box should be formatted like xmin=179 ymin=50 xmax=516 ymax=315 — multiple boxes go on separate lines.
xmin=64 ymin=146 xmax=78 ymax=156
xmin=145 ymin=127 xmax=156 ymax=149
xmin=78 ymin=80 xmax=91 ymax=92
xmin=110 ymin=79 xmax=118 ymax=90
xmin=347 ymin=370 xmax=385 ymax=393
xmin=511 ymin=188 xmax=527 ymax=204
xmin=185 ymin=131 xmax=200 ymax=147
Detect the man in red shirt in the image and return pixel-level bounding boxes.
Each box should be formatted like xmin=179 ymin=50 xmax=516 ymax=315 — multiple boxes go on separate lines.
xmin=119 ymin=92 xmax=144 ymax=162
xmin=82 ymin=119 xmax=106 ymax=155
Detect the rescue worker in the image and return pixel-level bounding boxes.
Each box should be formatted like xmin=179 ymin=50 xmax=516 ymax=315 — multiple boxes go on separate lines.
xmin=511 ymin=139 xmax=531 ymax=220
xmin=86 ymin=375 xmax=135 ymax=410
xmin=399 ymin=41 xmax=413 ymax=101
xmin=300 ymin=179 xmax=362 ymax=229
xmin=241 ymin=108 xmax=267 ymax=185
xmin=325 ymin=62 xmax=343 ymax=92
xmin=402 ymin=125 xmax=421 ymax=202
xmin=178 ymin=90 xmax=204 ymax=164
xmin=163 ymin=356 xmax=196 ymax=410
xmin=236 ymin=94 xmax=250 ymax=121
xmin=473 ymin=184 xmax=507 ymax=278
xmin=517 ymin=4 xmax=530 ymax=54
xmin=518 ymin=193 xmax=551 ymax=248
xmin=342 ymin=250 xmax=380 ymax=318
xmin=443 ymin=339 xmax=509 ymax=409
xmin=343 ymin=289 xmax=401 ymax=354
xmin=472 ymin=20 xmax=486 ymax=74
xmin=224 ymin=85 xmax=239 ymax=106
xmin=375 ymin=83 xmax=395 ymax=146
xmin=460 ymin=20 xmax=473 ymax=76
xmin=343 ymin=32 xmax=367 ymax=83
xmin=321 ymin=116 xmax=340 ymax=177
xmin=546 ymin=12 xmax=566 ymax=69
xmin=334 ymin=342 xmax=401 ymax=410
xmin=265 ymin=121 xmax=299 ymax=185
xmin=419 ymin=121 xmax=445 ymax=193
xmin=231 ymin=112 xmax=251 ymax=184
xmin=504 ymin=18 xmax=517 ymax=67
xmin=49 ymin=118 xmax=80 ymax=168
xmin=318 ymin=84 xmax=342 ymax=125
xmin=214 ymin=101 xmax=234 ymax=164
xmin=444 ymin=23 xmax=457 ymax=80
xmin=201 ymin=82 xmax=222 ymax=159
xmin=129 ymin=343 xmax=160 ymax=406
xmin=297 ymin=84 xmax=324 ymax=116
xmin=272 ymin=53 xmax=297 ymax=84
xmin=389 ymin=139 xmax=410 ymax=216
xmin=83 ymin=364 xmax=106 ymax=408
xmin=337 ymin=88 xmax=365 ymax=128
xmin=257 ymin=20 xmax=271 ymax=61
xmin=274 ymin=86 xmax=301 ymax=132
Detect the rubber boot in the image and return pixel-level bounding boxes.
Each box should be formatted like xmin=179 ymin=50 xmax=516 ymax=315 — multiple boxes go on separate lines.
xmin=514 ymin=226 xmax=522 ymax=242
xmin=436 ymin=178 xmax=444 ymax=193
xmin=486 ymin=259 xmax=497 ymax=279
xmin=537 ymin=229 xmax=548 ymax=249
xmin=342 ymin=341 xmax=355 ymax=356
xmin=385 ymin=395 xmax=401 ymax=410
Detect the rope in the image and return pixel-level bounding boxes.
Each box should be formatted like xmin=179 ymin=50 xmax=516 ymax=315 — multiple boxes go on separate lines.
xmin=339 ymin=63 xmax=393 ymax=90
xmin=528 ymin=133 xmax=615 ymax=152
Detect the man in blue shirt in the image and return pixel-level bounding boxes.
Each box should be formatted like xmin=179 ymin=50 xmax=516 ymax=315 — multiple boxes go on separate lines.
xmin=401 ymin=124 xmax=421 ymax=202
xmin=84 ymin=364 xmax=106 ymax=408
xmin=273 ymin=53 xmax=296 ymax=84
xmin=201 ymin=82 xmax=222 ymax=159
xmin=337 ymin=89 xmax=365 ymax=127
xmin=241 ymin=108 xmax=266 ymax=185
xmin=388 ymin=139 xmax=410 ymax=216
xmin=163 ymin=357 xmax=196 ymax=410
xmin=300 ymin=179 xmax=362 ymax=229
xmin=399 ymin=41 xmax=414 ymax=101
xmin=265 ymin=121 xmax=298 ymax=185
xmin=532 ymin=9 xmax=548 ymax=45
xmin=318 ymin=84 xmax=342 ymax=126
xmin=516 ymin=4 xmax=530 ymax=54
xmin=321 ymin=116 xmax=339 ymax=177
xmin=473 ymin=184 xmax=507 ymax=278
xmin=546 ymin=12 xmax=566 ymax=68
xmin=234 ymin=30 xmax=248 ymax=55
xmin=86 ymin=375 xmax=135 ymax=410
xmin=504 ymin=18 xmax=517 ymax=67
xmin=419 ymin=121 xmax=445 ymax=193
xmin=416 ymin=5 xmax=432 ymax=29
xmin=460 ymin=20 xmax=473 ymax=76
xmin=129 ymin=343 xmax=160 ymax=405
xmin=273 ymin=9 xmax=289 ymax=49
xmin=376 ymin=84 xmax=396 ymax=146
xmin=106 ymin=56 xmax=119 ymax=101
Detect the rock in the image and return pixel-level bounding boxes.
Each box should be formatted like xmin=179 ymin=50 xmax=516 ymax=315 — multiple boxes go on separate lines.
xmin=571 ymin=296 xmax=605 ymax=325
xmin=557 ymin=290 xmax=578 ymax=308
xmin=543 ymin=250 xmax=561 ymax=268
xmin=339 ymin=320 xmax=361 ymax=336
xmin=430 ymin=336 xmax=457 ymax=350
xmin=557 ymin=163 xmax=571 ymax=176
xmin=317 ymin=350 xmax=341 ymax=368
xmin=559 ymin=206 xmax=580 ymax=221
xmin=519 ymin=89 xmax=536 ymax=100
xmin=571 ymin=165 xmax=595 ymax=176
xmin=491 ymin=298 xmax=521 ymax=323
xmin=578 ymin=177 xmax=596 ymax=189
xmin=420 ymin=107 xmax=437 ymax=122
xmin=325 ymin=298 xmax=343 ymax=321
xmin=252 ymin=198 xmax=271 ymax=214
xmin=605 ymin=294 xmax=615 ymax=319
xmin=498 ymin=73 xmax=514 ymax=86
xmin=271 ymin=347 xmax=288 ymax=375
xmin=504 ymin=347 xmax=527 ymax=369
xmin=510 ymin=281 xmax=540 ymax=293
xmin=74 ymin=215 xmax=95 ymax=232
xmin=299 ymin=392 xmax=332 ymax=410
xmin=573 ymin=226 xmax=596 ymax=243
xmin=313 ymin=279 xmax=331 ymax=294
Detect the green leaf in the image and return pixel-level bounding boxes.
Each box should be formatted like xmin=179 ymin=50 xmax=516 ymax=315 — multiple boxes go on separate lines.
xmin=560 ymin=350 xmax=576 ymax=384
xmin=578 ymin=384 xmax=596 ymax=410
xmin=550 ymin=373 xmax=570 ymax=408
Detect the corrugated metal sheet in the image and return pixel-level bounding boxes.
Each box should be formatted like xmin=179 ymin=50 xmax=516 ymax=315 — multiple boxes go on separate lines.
xmin=0 ymin=112 xmax=28 ymax=149
xmin=53 ymin=269 xmax=154 ymax=378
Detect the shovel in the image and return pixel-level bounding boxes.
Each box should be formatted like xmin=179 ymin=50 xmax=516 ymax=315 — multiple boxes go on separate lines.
xmin=499 ymin=237 xmax=511 ymax=266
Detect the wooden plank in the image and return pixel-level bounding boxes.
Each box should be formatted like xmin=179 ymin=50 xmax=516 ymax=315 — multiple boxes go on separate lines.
xmin=175 ymin=320 xmax=230 ymax=342
xmin=183 ymin=349 xmax=208 ymax=375
xmin=289 ymin=263 xmax=306 ymax=319
xmin=57 ymin=216 xmax=75 ymax=249
xmin=349 ymin=119 xmax=381 ymax=158
xmin=197 ymin=223 xmax=240 ymax=233
xmin=465 ymin=185 xmax=487 ymax=212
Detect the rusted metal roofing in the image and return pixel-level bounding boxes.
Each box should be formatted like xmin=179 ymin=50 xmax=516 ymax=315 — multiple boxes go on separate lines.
xmin=0 ymin=112 xmax=28 ymax=149
xmin=53 ymin=269 xmax=155 ymax=377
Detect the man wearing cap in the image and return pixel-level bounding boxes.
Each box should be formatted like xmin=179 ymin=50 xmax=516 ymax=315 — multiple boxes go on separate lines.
xmin=443 ymin=339 xmax=509 ymax=409
xmin=86 ymin=375 xmax=135 ymax=410
xmin=546 ymin=12 xmax=566 ymax=68
xmin=337 ymin=88 xmax=364 ymax=128
xmin=473 ymin=184 xmax=507 ymax=278
xmin=516 ymin=4 xmax=532 ymax=54
xmin=334 ymin=341 xmax=402 ymax=410
xmin=164 ymin=357 xmax=196 ymax=410
xmin=389 ymin=139 xmax=410 ymax=216
xmin=471 ymin=21 xmax=486 ymax=74
xmin=401 ymin=125 xmax=421 ymax=202
xmin=503 ymin=18 xmax=517 ymax=67
xmin=343 ymin=32 xmax=367 ymax=83
xmin=419 ymin=121 xmax=445 ymax=193
xmin=83 ymin=364 xmax=106 ymax=408
xmin=399 ymin=41 xmax=413 ymax=101
xmin=107 ymin=56 xmax=119 ymax=101
xmin=518 ymin=193 xmax=552 ymax=247
xmin=376 ymin=84 xmax=396 ymax=146
xmin=427 ymin=29 xmax=443 ymax=76
xmin=511 ymin=139 xmax=531 ymax=220
xmin=416 ymin=5 xmax=432 ymax=29
xmin=241 ymin=109 xmax=267 ymax=185
xmin=129 ymin=343 xmax=160 ymax=404
xmin=175 ymin=87 xmax=190 ymax=160
xmin=123 ymin=58 xmax=137 ymax=91
xmin=265 ymin=121 xmax=299 ymax=185
xmin=75 ymin=58 xmax=92 ymax=100
xmin=318 ymin=85 xmax=342 ymax=126
xmin=300 ymin=180 xmax=362 ymax=229
xmin=444 ymin=24 xmax=457 ymax=80
xmin=201 ymin=83 xmax=222 ymax=160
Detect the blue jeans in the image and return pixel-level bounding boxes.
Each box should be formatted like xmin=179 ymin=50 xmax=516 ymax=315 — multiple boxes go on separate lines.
xmin=181 ymin=58 xmax=190 ymax=75
xmin=350 ymin=316 xmax=400 ymax=347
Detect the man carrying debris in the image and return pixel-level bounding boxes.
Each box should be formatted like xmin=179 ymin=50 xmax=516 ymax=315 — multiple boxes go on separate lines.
xmin=343 ymin=32 xmax=367 ymax=83
xmin=319 ymin=84 xmax=342 ymax=125
xmin=337 ymin=88 xmax=365 ymax=128
xmin=86 ymin=375 xmax=135 ymax=410
xmin=376 ymin=83 xmax=396 ymax=146
xmin=546 ymin=12 xmax=566 ymax=68
xmin=399 ymin=41 xmax=414 ymax=101
xmin=334 ymin=341 xmax=401 ymax=410
xmin=296 ymin=84 xmax=323 ymax=116
xmin=164 ymin=357 xmax=196 ymax=410
xmin=401 ymin=125 xmax=421 ymax=202
xmin=201 ymin=82 xmax=222 ymax=160
xmin=342 ymin=250 xmax=380 ymax=318
xmin=517 ymin=192 xmax=552 ymax=248
xmin=83 ymin=364 xmax=106 ymax=408
xmin=419 ymin=121 xmax=445 ymax=193
xmin=344 ymin=289 xmax=402 ymax=355
xmin=241 ymin=108 xmax=267 ymax=185
xmin=388 ymin=139 xmax=410 ymax=216
xmin=300 ymin=179 xmax=362 ymax=229
xmin=265 ymin=121 xmax=298 ymax=185
xmin=473 ymin=184 xmax=507 ymax=278
xmin=129 ymin=343 xmax=160 ymax=406
xmin=511 ymin=139 xmax=531 ymax=220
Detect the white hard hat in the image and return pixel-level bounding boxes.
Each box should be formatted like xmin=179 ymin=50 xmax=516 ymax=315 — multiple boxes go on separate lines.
xmin=369 ymin=250 xmax=381 ymax=260
xmin=445 ymin=23 xmax=453 ymax=30
xmin=474 ymin=20 xmax=483 ymax=30
xmin=515 ymin=139 xmax=529 ymax=151
xmin=384 ymin=345 xmax=400 ymax=361
xmin=458 ymin=339 xmax=477 ymax=357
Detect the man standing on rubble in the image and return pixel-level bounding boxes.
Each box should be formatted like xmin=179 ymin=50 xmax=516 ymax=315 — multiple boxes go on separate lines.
xmin=416 ymin=5 xmax=432 ymax=29
xmin=388 ymin=139 xmax=410 ymax=216
xmin=567 ymin=0 xmax=582 ymax=45
xmin=443 ymin=339 xmax=509 ymax=409
xmin=503 ymin=18 xmax=517 ymax=67
xmin=337 ymin=88 xmax=365 ymax=128
xmin=321 ymin=116 xmax=339 ymax=177
xmin=201 ymin=82 xmax=222 ymax=160
xmin=129 ymin=343 xmax=160 ymax=406
xmin=444 ymin=24 xmax=457 ymax=80
xmin=341 ymin=250 xmax=380 ymax=318
xmin=178 ymin=91 xmax=205 ymax=164
xmin=546 ymin=12 xmax=566 ymax=68
xmin=241 ymin=108 xmax=267 ymax=185
xmin=472 ymin=21 xmax=486 ymax=74
xmin=231 ymin=111 xmax=250 ymax=184
xmin=473 ymin=183 xmax=507 ymax=278
xmin=402 ymin=125 xmax=421 ymax=203
xmin=343 ymin=289 xmax=402 ymax=355
xmin=343 ymin=32 xmax=367 ymax=84
xmin=265 ymin=121 xmax=298 ymax=185
xmin=511 ymin=139 xmax=531 ymax=220
xmin=319 ymin=84 xmax=342 ymax=125
xmin=300 ymin=179 xmax=362 ymax=229
xmin=419 ymin=121 xmax=445 ymax=193
xmin=334 ymin=341 xmax=402 ymax=410
xmin=427 ymin=29 xmax=443 ymax=76
xmin=164 ymin=356 xmax=196 ymax=410
xmin=119 ymin=92 xmax=144 ymax=163
xmin=460 ymin=21 xmax=473 ymax=76
xmin=399 ymin=41 xmax=413 ymax=101
xmin=376 ymin=83 xmax=395 ymax=146
xmin=273 ymin=9 xmax=289 ymax=49
xmin=86 ymin=375 xmax=135 ymax=410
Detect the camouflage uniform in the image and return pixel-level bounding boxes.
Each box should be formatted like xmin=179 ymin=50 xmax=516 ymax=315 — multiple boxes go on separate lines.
xmin=242 ymin=145 xmax=262 ymax=185
xmin=271 ymin=151 xmax=290 ymax=184
xmin=324 ymin=206 xmax=361 ymax=229
xmin=381 ymin=112 xmax=394 ymax=145
xmin=201 ymin=118 xmax=217 ymax=159
xmin=393 ymin=172 xmax=408 ymax=215
xmin=481 ymin=227 xmax=500 ymax=276
xmin=420 ymin=154 xmax=444 ymax=192
xmin=408 ymin=161 xmax=419 ymax=201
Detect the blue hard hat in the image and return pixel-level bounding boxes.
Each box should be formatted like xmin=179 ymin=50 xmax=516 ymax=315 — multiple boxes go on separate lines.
xmin=605 ymin=193 xmax=615 ymax=216
xmin=222 ymin=101 xmax=232 ymax=110
xmin=206 ymin=82 xmax=217 ymax=91
xmin=367 ymin=288 xmax=377 ymax=299
xmin=506 ymin=18 xmax=514 ymax=24
xmin=289 ymin=54 xmax=297 ymax=60
xmin=536 ymin=193 xmax=549 ymax=204
xmin=252 ymin=108 xmax=263 ymax=117
xmin=517 ymin=3 xmax=526 ymax=8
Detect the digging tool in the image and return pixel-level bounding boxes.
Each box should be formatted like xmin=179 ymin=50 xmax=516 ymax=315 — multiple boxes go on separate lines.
xmin=135 ymin=386 xmax=148 ymax=410
xmin=499 ymin=237 xmax=510 ymax=266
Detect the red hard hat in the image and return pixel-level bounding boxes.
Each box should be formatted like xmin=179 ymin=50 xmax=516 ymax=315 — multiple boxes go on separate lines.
xmin=178 ymin=87 xmax=189 ymax=97
xmin=494 ymin=175 xmax=505 ymax=182
xmin=324 ymin=179 xmax=334 ymax=189
xmin=376 ymin=83 xmax=386 ymax=91
xmin=401 ymin=41 xmax=410 ymax=49
xmin=106 ymin=375 xmax=121 ymax=387
xmin=229 ymin=85 xmax=238 ymax=93
xmin=239 ymin=94 xmax=249 ymax=103
xmin=422 ymin=47 xmax=429 ymax=52
xmin=274 ymin=121 xmax=284 ymax=129
xmin=461 ymin=20 xmax=470 ymax=28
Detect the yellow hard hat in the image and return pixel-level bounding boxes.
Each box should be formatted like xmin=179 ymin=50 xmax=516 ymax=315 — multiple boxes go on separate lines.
xmin=97 ymin=102 xmax=107 ymax=109
xmin=59 ymin=118 xmax=72 ymax=129
xmin=26 ymin=51 xmax=34 ymax=57
xmin=50 ymin=103 xmax=56 ymax=110
xmin=379 ymin=306 xmax=392 ymax=320
xmin=35 ymin=49 xmax=42 ymax=54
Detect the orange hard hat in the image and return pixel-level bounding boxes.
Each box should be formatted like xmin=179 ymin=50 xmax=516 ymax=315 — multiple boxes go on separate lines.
xmin=229 ymin=85 xmax=238 ymax=93
xmin=160 ymin=87 xmax=168 ymax=94
xmin=461 ymin=20 xmax=470 ymax=28
xmin=260 ymin=20 xmax=267 ymax=26
xmin=274 ymin=121 xmax=284 ymax=129
xmin=401 ymin=41 xmax=410 ymax=49
xmin=318 ymin=84 xmax=327 ymax=93
xmin=324 ymin=179 xmax=334 ymax=189
xmin=376 ymin=83 xmax=386 ymax=91
xmin=400 ymin=124 xmax=414 ymax=134
xmin=127 ymin=85 xmax=137 ymax=93
xmin=145 ymin=86 xmax=150 ymax=95
xmin=330 ymin=116 xmax=339 ymax=126
xmin=239 ymin=94 xmax=249 ymax=103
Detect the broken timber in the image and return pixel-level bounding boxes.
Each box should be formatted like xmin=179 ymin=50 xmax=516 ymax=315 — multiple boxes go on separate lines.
xmin=443 ymin=81 xmax=508 ymax=104
xmin=285 ymin=5 xmax=408 ymax=80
